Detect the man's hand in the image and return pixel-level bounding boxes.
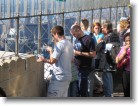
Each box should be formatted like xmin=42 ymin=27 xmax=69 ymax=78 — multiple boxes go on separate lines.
xmin=37 ymin=56 xmax=45 ymax=62
xmin=123 ymin=45 xmax=130 ymax=56
xmin=46 ymin=46 xmax=53 ymax=53
xmin=74 ymin=50 xmax=81 ymax=56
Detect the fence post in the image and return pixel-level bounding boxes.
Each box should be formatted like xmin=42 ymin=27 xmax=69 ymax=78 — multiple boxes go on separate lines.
xmin=37 ymin=0 xmax=42 ymax=54
xmin=62 ymin=10 xmax=65 ymax=27
xmin=99 ymin=8 xmax=102 ymax=23
xmin=110 ymin=7 xmax=112 ymax=21
xmin=38 ymin=15 xmax=42 ymax=54
xmin=15 ymin=0 xmax=20 ymax=55
xmin=79 ymin=10 xmax=81 ymax=24
xmin=91 ymin=9 xmax=94 ymax=31
xmin=15 ymin=15 xmax=19 ymax=55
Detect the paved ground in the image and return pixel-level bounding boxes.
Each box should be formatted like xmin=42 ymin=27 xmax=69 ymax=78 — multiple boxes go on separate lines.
xmin=93 ymin=91 xmax=124 ymax=97
xmin=43 ymin=80 xmax=124 ymax=97
xmin=43 ymin=66 xmax=125 ymax=97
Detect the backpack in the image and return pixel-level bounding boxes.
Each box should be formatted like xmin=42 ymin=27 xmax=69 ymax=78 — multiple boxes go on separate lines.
xmin=91 ymin=31 xmax=121 ymax=71
xmin=105 ymin=32 xmax=120 ymax=69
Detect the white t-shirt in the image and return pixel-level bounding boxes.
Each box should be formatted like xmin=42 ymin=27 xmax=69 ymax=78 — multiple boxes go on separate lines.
xmin=51 ymin=39 xmax=74 ymax=81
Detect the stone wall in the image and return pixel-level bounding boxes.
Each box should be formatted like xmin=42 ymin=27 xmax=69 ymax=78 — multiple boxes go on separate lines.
xmin=0 ymin=52 xmax=44 ymax=97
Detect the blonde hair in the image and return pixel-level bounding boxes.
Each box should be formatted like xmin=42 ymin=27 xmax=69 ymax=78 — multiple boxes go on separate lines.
xmin=119 ymin=20 xmax=129 ymax=30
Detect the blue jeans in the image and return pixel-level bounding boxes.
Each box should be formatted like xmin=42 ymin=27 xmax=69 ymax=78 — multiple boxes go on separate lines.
xmin=47 ymin=80 xmax=70 ymax=97
xmin=78 ymin=67 xmax=94 ymax=97
xmin=68 ymin=80 xmax=78 ymax=97
xmin=102 ymin=72 xmax=113 ymax=97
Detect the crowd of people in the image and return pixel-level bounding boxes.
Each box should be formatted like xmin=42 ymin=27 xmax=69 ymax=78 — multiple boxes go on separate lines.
xmin=37 ymin=17 xmax=131 ymax=97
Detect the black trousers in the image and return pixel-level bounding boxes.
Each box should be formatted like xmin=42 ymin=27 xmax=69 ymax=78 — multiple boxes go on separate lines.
xmin=122 ymin=71 xmax=130 ymax=97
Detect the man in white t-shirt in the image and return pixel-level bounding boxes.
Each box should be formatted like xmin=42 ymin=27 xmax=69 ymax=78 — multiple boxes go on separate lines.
xmin=38 ymin=26 xmax=74 ymax=97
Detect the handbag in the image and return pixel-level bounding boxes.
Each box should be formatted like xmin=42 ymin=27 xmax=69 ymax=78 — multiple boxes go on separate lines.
xmin=117 ymin=56 xmax=129 ymax=69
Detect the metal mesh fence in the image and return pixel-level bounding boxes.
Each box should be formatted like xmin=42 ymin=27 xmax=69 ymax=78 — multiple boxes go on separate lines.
xmin=0 ymin=0 xmax=130 ymax=60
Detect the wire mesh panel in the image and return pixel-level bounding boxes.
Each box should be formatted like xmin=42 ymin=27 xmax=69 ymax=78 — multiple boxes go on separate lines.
xmin=93 ymin=9 xmax=101 ymax=23
xmin=124 ymin=6 xmax=130 ymax=17
xmin=111 ymin=8 xmax=117 ymax=28
xmin=18 ymin=17 xmax=38 ymax=54
xmin=81 ymin=10 xmax=92 ymax=32
xmin=64 ymin=12 xmax=78 ymax=38
xmin=81 ymin=11 xmax=92 ymax=24
xmin=0 ymin=0 xmax=130 ymax=59
xmin=101 ymin=8 xmax=110 ymax=23
xmin=117 ymin=7 xmax=125 ymax=22
xmin=0 ymin=19 xmax=17 ymax=58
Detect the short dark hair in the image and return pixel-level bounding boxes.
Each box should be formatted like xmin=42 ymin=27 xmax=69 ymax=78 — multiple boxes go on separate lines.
xmin=81 ymin=18 xmax=89 ymax=30
xmin=70 ymin=24 xmax=81 ymax=32
xmin=123 ymin=32 xmax=130 ymax=41
xmin=51 ymin=26 xmax=64 ymax=36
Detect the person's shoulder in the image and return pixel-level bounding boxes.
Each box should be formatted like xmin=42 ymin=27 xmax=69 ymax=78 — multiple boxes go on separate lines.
xmin=99 ymin=33 xmax=104 ymax=37
xmin=56 ymin=40 xmax=65 ymax=48
xmin=82 ymin=35 xmax=91 ymax=40
xmin=120 ymin=46 xmax=126 ymax=50
xmin=82 ymin=35 xmax=94 ymax=44
xmin=110 ymin=32 xmax=118 ymax=36
xmin=100 ymin=33 xmax=104 ymax=35
xmin=66 ymin=39 xmax=73 ymax=46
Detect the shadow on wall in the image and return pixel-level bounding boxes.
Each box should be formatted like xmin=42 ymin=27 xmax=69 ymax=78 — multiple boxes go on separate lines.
xmin=0 ymin=88 xmax=6 ymax=97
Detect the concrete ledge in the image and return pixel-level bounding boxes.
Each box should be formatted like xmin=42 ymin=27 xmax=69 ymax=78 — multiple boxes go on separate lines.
xmin=0 ymin=52 xmax=44 ymax=97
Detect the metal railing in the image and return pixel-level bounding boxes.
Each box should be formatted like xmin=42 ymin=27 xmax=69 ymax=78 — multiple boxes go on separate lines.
xmin=0 ymin=0 xmax=130 ymax=59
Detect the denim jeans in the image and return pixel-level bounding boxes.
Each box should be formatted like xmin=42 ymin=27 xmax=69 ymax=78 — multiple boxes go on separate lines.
xmin=68 ymin=80 xmax=78 ymax=97
xmin=102 ymin=71 xmax=113 ymax=97
xmin=78 ymin=67 xmax=94 ymax=97
xmin=47 ymin=80 xmax=70 ymax=97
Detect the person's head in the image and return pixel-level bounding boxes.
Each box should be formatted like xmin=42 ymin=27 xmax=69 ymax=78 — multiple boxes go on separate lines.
xmin=92 ymin=22 xmax=102 ymax=34
xmin=126 ymin=17 xmax=130 ymax=29
xmin=119 ymin=20 xmax=129 ymax=32
xmin=51 ymin=26 xmax=64 ymax=42
xmin=70 ymin=24 xmax=83 ymax=39
xmin=101 ymin=21 xmax=113 ymax=35
xmin=80 ymin=18 xmax=89 ymax=31
xmin=123 ymin=32 xmax=130 ymax=47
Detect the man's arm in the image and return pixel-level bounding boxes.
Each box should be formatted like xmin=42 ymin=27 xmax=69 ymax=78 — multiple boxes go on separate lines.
xmin=37 ymin=46 xmax=57 ymax=64
xmin=74 ymin=50 xmax=96 ymax=58
xmin=74 ymin=36 xmax=96 ymax=58
xmin=42 ymin=57 xmax=57 ymax=64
